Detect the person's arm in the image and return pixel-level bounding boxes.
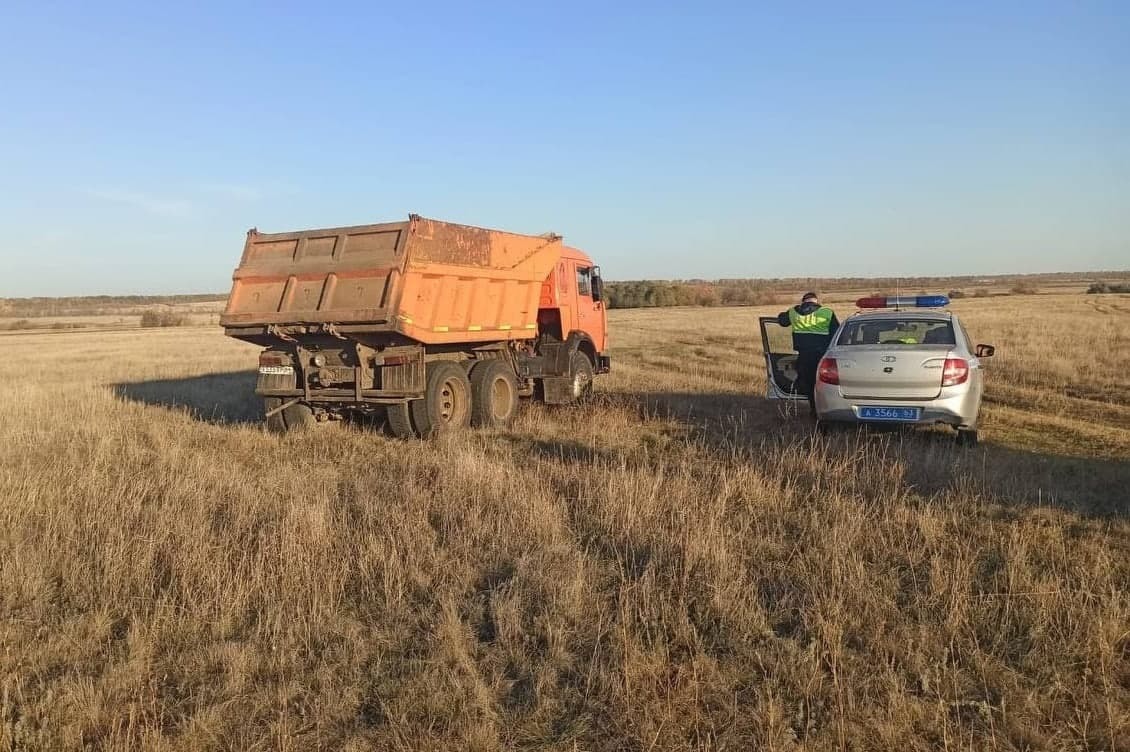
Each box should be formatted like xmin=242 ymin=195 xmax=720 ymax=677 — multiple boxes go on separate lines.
xmin=777 ymin=310 xmax=791 ymax=327
xmin=828 ymin=312 xmax=840 ymax=337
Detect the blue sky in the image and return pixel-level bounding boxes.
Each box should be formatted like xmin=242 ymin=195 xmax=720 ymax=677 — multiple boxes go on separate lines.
xmin=1 ymin=1 xmax=1127 ymax=295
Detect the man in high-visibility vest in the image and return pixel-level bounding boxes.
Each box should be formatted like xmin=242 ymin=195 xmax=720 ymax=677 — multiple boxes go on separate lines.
xmin=777 ymin=292 xmax=839 ymax=415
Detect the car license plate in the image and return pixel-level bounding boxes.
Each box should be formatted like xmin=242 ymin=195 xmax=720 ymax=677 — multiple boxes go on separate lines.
xmin=859 ymin=406 xmax=921 ymax=422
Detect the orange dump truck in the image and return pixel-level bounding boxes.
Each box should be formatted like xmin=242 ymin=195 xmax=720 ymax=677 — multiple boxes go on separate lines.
xmin=221 ymin=215 xmax=610 ymax=436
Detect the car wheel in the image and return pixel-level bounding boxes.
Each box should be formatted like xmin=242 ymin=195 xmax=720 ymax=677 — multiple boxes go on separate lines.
xmin=817 ymin=418 xmax=846 ymax=436
xmin=956 ymin=428 xmax=978 ymax=447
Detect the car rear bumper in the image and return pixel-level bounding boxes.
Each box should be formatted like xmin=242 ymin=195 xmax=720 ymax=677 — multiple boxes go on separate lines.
xmin=814 ymin=384 xmax=981 ymax=428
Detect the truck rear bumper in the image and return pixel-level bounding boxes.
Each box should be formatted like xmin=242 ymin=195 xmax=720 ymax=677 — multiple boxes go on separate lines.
xmin=258 ymin=386 xmax=413 ymax=404
xmin=258 ymin=387 xmax=418 ymax=405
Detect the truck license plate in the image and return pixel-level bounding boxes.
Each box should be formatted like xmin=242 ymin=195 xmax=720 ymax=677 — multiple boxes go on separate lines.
xmin=258 ymin=365 xmax=295 ymax=375
xmin=859 ymin=406 xmax=921 ymax=422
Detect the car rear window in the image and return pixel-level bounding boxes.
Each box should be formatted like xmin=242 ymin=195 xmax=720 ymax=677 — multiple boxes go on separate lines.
xmin=836 ymin=318 xmax=955 ymax=346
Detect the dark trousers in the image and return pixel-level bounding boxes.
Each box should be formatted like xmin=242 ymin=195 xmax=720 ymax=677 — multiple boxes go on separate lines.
xmin=795 ymin=349 xmax=823 ymax=404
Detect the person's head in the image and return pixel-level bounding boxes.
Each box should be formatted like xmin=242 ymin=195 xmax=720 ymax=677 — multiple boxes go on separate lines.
xmin=801 ymin=291 xmax=819 ymax=305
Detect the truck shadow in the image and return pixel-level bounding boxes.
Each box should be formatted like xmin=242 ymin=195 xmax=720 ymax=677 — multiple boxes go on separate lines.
xmin=113 ymin=371 xmax=262 ymax=425
xmin=109 ymin=375 xmax=1129 ymax=518
xmin=608 ymin=390 xmax=1130 ymax=519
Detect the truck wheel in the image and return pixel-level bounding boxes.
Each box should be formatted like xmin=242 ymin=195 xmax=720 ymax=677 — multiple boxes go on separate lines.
xmin=263 ymin=398 xmax=316 ymax=433
xmin=570 ymin=351 xmax=594 ymax=401
xmin=386 ymin=402 xmax=416 ymax=439
xmin=409 ymin=361 xmax=472 ymax=437
xmin=469 ymin=359 xmax=519 ymax=428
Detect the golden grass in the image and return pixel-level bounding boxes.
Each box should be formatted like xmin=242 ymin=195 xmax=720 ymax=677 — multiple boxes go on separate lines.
xmin=1 ymin=294 xmax=1128 ymax=750
xmin=0 ymin=301 xmax=226 ymax=332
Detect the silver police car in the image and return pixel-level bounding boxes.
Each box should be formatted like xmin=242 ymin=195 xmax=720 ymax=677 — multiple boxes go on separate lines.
xmin=761 ymin=295 xmax=995 ymax=445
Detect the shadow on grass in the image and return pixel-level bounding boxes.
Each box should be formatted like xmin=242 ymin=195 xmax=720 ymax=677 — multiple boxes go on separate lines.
xmin=112 ymin=373 xmax=1130 ymax=517
xmin=563 ymin=390 xmax=1130 ymax=518
xmin=520 ymin=437 xmax=611 ymax=465
xmin=114 ymin=371 xmax=262 ymax=425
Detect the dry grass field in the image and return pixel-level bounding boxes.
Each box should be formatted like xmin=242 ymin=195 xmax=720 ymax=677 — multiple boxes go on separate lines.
xmin=0 ymin=301 xmax=225 ymax=333
xmin=1 ymin=294 xmax=1128 ymax=751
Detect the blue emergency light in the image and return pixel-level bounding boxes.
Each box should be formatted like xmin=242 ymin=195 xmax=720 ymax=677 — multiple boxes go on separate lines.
xmin=855 ymin=295 xmax=949 ymax=309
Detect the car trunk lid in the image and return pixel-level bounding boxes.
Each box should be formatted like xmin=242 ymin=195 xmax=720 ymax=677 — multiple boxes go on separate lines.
xmin=836 ymin=347 xmax=949 ymax=400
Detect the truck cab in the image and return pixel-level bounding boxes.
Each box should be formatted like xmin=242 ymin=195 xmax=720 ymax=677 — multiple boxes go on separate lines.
xmin=539 ymin=247 xmax=610 ymax=374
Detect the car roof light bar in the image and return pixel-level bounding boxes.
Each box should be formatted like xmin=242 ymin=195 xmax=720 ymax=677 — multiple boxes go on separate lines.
xmin=855 ymin=295 xmax=950 ymax=309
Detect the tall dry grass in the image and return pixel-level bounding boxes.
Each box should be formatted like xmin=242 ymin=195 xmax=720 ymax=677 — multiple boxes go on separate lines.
xmin=0 ymin=294 xmax=1127 ymax=750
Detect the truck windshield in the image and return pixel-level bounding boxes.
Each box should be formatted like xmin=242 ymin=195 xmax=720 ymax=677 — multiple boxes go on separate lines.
xmin=837 ymin=318 xmax=955 ymax=346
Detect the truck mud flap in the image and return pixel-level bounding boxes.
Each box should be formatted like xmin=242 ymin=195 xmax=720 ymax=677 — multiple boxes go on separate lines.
xmin=531 ymin=332 xmax=594 ymax=378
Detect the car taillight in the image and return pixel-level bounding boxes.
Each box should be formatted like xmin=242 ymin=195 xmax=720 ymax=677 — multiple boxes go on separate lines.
xmin=941 ymin=357 xmax=969 ymax=386
xmin=817 ymin=357 xmax=839 ymax=385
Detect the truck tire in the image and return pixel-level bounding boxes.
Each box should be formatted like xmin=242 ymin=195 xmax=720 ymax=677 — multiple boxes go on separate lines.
xmin=386 ymin=402 xmax=416 ymax=439
xmin=469 ymin=359 xmax=519 ymax=428
xmin=263 ymin=398 xmax=316 ymax=433
xmin=570 ymin=351 xmax=594 ymax=401
xmin=408 ymin=361 xmax=472 ymax=437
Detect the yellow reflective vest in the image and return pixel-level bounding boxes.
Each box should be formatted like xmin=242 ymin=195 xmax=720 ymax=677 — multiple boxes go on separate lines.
xmin=788 ymin=306 xmax=835 ymax=335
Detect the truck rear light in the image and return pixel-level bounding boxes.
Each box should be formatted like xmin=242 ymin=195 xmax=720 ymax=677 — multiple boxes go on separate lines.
xmin=817 ymin=357 xmax=839 ymax=385
xmin=259 ymin=352 xmax=289 ymax=367
xmin=941 ymin=357 xmax=969 ymax=386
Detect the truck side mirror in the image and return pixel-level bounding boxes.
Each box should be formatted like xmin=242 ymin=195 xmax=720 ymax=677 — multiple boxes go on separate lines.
xmin=975 ymin=344 xmax=995 ymax=358
xmin=591 ymin=274 xmax=604 ymax=302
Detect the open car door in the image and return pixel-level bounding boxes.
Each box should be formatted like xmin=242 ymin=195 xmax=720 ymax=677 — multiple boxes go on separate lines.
xmin=759 ymin=316 xmax=803 ymax=400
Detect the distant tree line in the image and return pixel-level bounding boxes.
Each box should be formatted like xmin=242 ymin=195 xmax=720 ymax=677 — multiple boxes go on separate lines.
xmin=604 ymin=281 xmax=783 ymax=309
xmin=0 ymin=293 xmax=225 ymax=318
xmin=1087 ymin=282 xmax=1130 ymax=294
xmin=603 ymin=275 xmax=1130 ymax=310
xmin=722 ymin=271 xmax=1129 ymax=291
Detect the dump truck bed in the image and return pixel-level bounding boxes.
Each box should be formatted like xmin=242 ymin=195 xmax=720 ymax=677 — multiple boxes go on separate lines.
xmin=220 ymin=215 xmax=563 ymax=345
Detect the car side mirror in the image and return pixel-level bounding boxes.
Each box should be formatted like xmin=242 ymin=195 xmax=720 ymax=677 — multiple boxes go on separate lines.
xmin=975 ymin=344 xmax=995 ymax=358
xmin=591 ymin=274 xmax=603 ymax=302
